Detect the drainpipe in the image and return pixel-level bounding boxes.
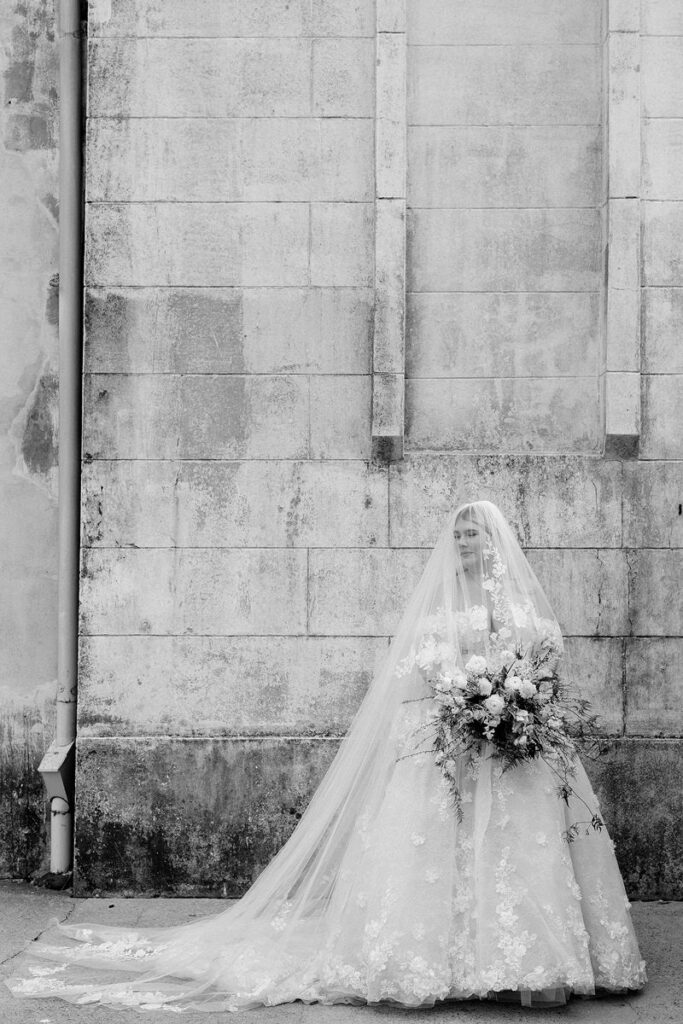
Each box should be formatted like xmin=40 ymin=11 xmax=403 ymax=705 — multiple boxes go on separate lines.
xmin=38 ymin=0 xmax=84 ymax=876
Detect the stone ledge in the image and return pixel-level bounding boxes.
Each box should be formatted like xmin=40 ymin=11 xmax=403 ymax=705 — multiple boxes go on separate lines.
xmin=73 ymin=737 xmax=682 ymax=899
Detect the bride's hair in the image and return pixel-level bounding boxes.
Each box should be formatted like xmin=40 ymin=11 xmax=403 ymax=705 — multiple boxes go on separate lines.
xmin=453 ymin=501 xmax=493 ymax=532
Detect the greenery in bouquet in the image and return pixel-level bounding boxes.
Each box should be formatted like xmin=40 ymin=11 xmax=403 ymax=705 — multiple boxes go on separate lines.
xmin=397 ymin=624 xmax=607 ymax=843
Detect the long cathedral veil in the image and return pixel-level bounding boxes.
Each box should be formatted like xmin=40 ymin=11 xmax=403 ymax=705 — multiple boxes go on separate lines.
xmin=7 ymin=501 xmax=569 ymax=1011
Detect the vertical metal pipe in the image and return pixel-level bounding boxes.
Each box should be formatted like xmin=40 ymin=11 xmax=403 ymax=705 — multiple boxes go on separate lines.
xmin=39 ymin=0 xmax=83 ymax=875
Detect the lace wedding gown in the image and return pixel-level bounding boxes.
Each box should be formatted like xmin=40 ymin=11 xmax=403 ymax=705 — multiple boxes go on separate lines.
xmin=308 ymin=611 xmax=646 ymax=1008
xmin=6 ymin=504 xmax=647 ymax=1013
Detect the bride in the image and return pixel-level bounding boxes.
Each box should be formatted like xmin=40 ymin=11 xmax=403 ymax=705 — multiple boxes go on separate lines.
xmin=6 ymin=501 xmax=646 ymax=1012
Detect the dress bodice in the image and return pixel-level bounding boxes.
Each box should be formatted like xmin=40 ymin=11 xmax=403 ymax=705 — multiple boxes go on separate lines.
xmin=448 ymin=604 xmax=563 ymax=662
xmin=453 ymin=604 xmax=490 ymax=660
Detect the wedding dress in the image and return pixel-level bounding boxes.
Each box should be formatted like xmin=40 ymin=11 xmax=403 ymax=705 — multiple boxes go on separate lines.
xmin=6 ymin=501 xmax=646 ymax=1012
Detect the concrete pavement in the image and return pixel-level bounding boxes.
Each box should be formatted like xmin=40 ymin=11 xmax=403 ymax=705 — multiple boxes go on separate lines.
xmin=0 ymin=881 xmax=680 ymax=1024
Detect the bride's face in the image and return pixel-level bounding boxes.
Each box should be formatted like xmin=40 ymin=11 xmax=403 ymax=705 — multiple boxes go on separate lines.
xmin=453 ymin=516 xmax=487 ymax=575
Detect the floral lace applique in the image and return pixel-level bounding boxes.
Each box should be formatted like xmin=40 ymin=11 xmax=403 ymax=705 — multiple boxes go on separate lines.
xmin=271 ymin=900 xmax=294 ymax=932
xmin=465 ymin=750 xmax=482 ymax=780
xmin=463 ymin=844 xmax=543 ymax=993
xmin=468 ymin=604 xmax=489 ymax=632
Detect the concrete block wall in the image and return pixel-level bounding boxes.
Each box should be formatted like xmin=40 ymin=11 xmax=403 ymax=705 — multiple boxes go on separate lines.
xmin=405 ymin=0 xmax=604 ymax=454
xmin=77 ymin=0 xmax=381 ymax=895
xmin=0 ymin=0 xmax=59 ymax=878
xmin=75 ymin=0 xmax=682 ymax=900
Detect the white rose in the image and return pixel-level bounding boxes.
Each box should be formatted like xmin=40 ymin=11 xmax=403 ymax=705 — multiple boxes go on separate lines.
xmin=500 ymin=649 xmax=516 ymax=665
xmin=469 ymin=605 xmax=489 ymax=631
xmin=452 ymin=670 xmax=468 ymax=690
xmin=477 ymin=678 xmax=493 ymax=697
xmin=436 ymin=642 xmax=455 ymax=663
xmin=465 ymin=655 xmax=488 ymax=676
xmin=415 ymin=645 xmax=436 ymax=670
xmin=504 ymin=675 xmax=522 ymax=692
xmin=519 ymin=679 xmax=537 ymax=699
xmin=484 ymin=694 xmax=505 ymax=716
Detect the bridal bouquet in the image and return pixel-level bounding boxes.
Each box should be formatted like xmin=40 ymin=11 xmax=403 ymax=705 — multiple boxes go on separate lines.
xmin=398 ymin=627 xmax=606 ymax=841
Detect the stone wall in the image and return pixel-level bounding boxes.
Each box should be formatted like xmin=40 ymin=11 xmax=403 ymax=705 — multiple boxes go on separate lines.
xmin=406 ymin=0 xmax=603 ymax=453
xmin=0 ymin=0 xmax=59 ymax=877
xmin=74 ymin=0 xmax=682 ymax=899
xmin=77 ymin=0 xmax=382 ymax=895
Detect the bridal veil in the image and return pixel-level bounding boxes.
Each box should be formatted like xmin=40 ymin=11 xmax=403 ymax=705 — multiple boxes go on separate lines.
xmin=6 ymin=502 xmax=632 ymax=1011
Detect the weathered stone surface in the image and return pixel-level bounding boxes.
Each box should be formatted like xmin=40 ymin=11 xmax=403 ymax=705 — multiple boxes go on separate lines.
xmin=376 ymin=32 xmax=406 ymax=200
xmin=312 ymin=38 xmax=374 ymax=117
xmin=80 ymin=548 xmax=308 ymax=636
xmin=73 ymin=738 xmax=683 ymax=899
xmin=78 ymin=635 xmax=387 ymax=738
xmin=585 ymin=740 xmax=683 ymax=899
xmin=310 ymin=204 xmax=374 ymax=287
xmin=81 ymin=460 xmax=388 ymax=548
xmin=628 ymin=549 xmax=683 ymax=637
xmin=82 ymin=375 xmax=309 ymax=460
xmin=606 ymin=287 xmax=640 ymax=372
xmin=625 ymin=639 xmax=683 ymax=736
xmin=406 ymin=293 xmax=600 ymax=378
xmin=88 ymin=0 xmax=375 ymax=36
xmin=609 ymin=0 xmax=640 ymax=32
xmin=608 ymin=199 xmax=640 ymax=290
xmin=607 ymin=32 xmax=640 ymax=199
xmin=643 ymin=202 xmax=683 ymax=286
xmin=407 ymin=1 xmax=600 ymax=43
xmin=0 ymin=0 xmax=59 ymax=879
xmin=562 ymin=638 xmax=624 ymax=735
xmin=86 ymin=118 xmax=373 ymax=203
xmin=643 ymin=119 xmax=683 ymax=200
xmin=388 ymin=455 xmax=623 ymax=549
xmin=86 ymin=204 xmax=310 ymax=288
xmin=372 ymin=373 xmax=404 ymax=446
xmin=408 ymin=210 xmax=601 ymax=292
xmin=308 ymin=548 xmax=429 ymax=635
xmin=408 ymin=46 xmax=601 ymax=126
xmin=525 ymin=549 xmax=629 ymax=637
xmin=408 ymin=126 xmax=601 ymax=208
xmin=623 ymin=461 xmax=683 ymax=548
xmin=0 ymin=700 xmax=52 ymax=879
xmin=642 ymin=289 xmax=683 ymax=373
xmin=74 ymin=737 xmax=340 ymax=895
xmin=641 ymin=375 xmax=683 ymax=459
xmin=605 ymin=371 xmax=640 ymax=443
xmin=405 ymin=377 xmax=601 ymax=454
xmin=89 ymin=38 xmax=315 ymax=117
xmin=378 ymin=0 xmax=405 ymax=33
xmin=642 ymin=0 xmax=683 ymax=35
xmin=309 ymin=376 xmax=372 ymax=459
xmin=85 ymin=287 xmax=373 ymax=375
xmin=374 ymin=200 xmax=405 ymax=374
xmin=642 ymin=37 xmax=683 ymax=118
